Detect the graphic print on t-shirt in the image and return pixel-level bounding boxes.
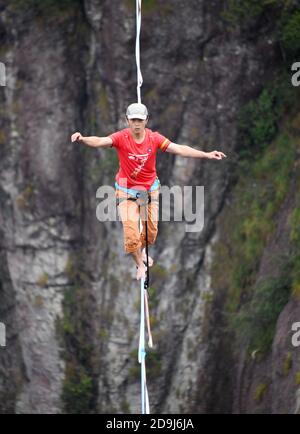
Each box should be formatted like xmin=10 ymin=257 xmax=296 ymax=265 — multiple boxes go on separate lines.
xmin=129 ymin=149 xmax=152 ymax=179
xmin=128 ymin=152 xmax=149 ymax=162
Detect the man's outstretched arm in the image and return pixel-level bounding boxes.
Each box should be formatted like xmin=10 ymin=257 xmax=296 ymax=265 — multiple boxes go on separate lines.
xmin=166 ymin=142 xmax=227 ymax=160
xmin=71 ymin=132 xmax=113 ymax=148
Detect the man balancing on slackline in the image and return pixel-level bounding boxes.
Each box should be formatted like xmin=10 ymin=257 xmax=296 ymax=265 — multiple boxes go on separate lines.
xmin=71 ymin=103 xmax=227 ymax=281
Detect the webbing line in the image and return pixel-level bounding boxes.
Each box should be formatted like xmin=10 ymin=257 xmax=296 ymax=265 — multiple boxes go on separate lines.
xmin=138 ymin=212 xmax=152 ymax=415
xmin=135 ymin=0 xmax=151 ymax=415
xmin=135 ymin=0 xmax=143 ymax=103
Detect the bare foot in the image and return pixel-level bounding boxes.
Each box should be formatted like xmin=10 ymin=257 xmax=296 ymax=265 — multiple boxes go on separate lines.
xmin=142 ymin=249 xmax=154 ymax=267
xmin=136 ymin=264 xmax=146 ymax=280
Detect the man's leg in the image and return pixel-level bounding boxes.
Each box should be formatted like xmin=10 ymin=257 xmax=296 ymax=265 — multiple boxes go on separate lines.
xmin=130 ymin=248 xmax=146 ymax=280
xmin=140 ymin=190 xmax=159 ymax=265
xmin=116 ymin=190 xmax=146 ymax=280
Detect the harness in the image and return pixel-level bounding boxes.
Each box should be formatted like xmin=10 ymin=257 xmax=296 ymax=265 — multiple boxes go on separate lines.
xmin=115 ymin=178 xmax=160 ymax=207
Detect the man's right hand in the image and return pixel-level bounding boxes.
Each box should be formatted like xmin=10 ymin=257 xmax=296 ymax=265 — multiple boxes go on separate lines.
xmin=71 ymin=132 xmax=83 ymax=142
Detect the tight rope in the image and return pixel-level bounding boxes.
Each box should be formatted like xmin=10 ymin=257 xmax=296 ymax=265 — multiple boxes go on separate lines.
xmin=138 ymin=206 xmax=152 ymax=414
xmin=138 ymin=257 xmax=150 ymax=414
xmin=135 ymin=0 xmax=143 ymax=103
xmin=135 ymin=0 xmax=151 ymax=414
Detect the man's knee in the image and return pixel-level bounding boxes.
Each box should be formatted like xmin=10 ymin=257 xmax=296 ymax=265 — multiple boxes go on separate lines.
xmin=148 ymin=228 xmax=158 ymax=244
xmin=123 ymin=225 xmax=141 ymax=253
xmin=141 ymin=226 xmax=158 ymax=246
xmin=124 ymin=239 xmax=142 ymax=253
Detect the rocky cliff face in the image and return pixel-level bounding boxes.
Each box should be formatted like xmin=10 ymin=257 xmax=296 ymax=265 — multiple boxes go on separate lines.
xmin=0 ymin=0 xmax=299 ymax=414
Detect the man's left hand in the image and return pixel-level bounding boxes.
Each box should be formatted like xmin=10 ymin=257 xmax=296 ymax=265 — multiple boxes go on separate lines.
xmin=207 ymin=151 xmax=227 ymax=160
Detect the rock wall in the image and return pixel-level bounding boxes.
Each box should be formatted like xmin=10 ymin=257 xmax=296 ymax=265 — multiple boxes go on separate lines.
xmin=0 ymin=0 xmax=298 ymax=413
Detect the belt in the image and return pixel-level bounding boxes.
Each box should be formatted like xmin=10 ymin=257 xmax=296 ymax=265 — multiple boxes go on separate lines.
xmin=115 ymin=178 xmax=160 ymax=197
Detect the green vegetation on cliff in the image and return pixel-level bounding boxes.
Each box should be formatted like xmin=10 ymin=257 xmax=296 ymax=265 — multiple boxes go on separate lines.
xmin=57 ymin=255 xmax=97 ymax=414
xmin=224 ymin=0 xmax=300 ymax=61
xmin=211 ymin=68 xmax=300 ymax=355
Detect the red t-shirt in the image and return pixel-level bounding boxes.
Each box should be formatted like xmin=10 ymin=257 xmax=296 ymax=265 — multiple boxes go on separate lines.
xmin=109 ymin=128 xmax=170 ymax=190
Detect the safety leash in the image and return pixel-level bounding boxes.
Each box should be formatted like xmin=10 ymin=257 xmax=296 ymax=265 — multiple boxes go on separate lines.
xmin=138 ymin=218 xmax=150 ymax=414
xmin=144 ymin=214 xmax=150 ymax=290
xmin=138 ymin=265 xmax=150 ymax=414
xmin=143 ymin=212 xmax=153 ymax=348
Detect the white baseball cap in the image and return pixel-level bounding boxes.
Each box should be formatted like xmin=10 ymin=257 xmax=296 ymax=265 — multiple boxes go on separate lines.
xmin=126 ymin=103 xmax=149 ymax=120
